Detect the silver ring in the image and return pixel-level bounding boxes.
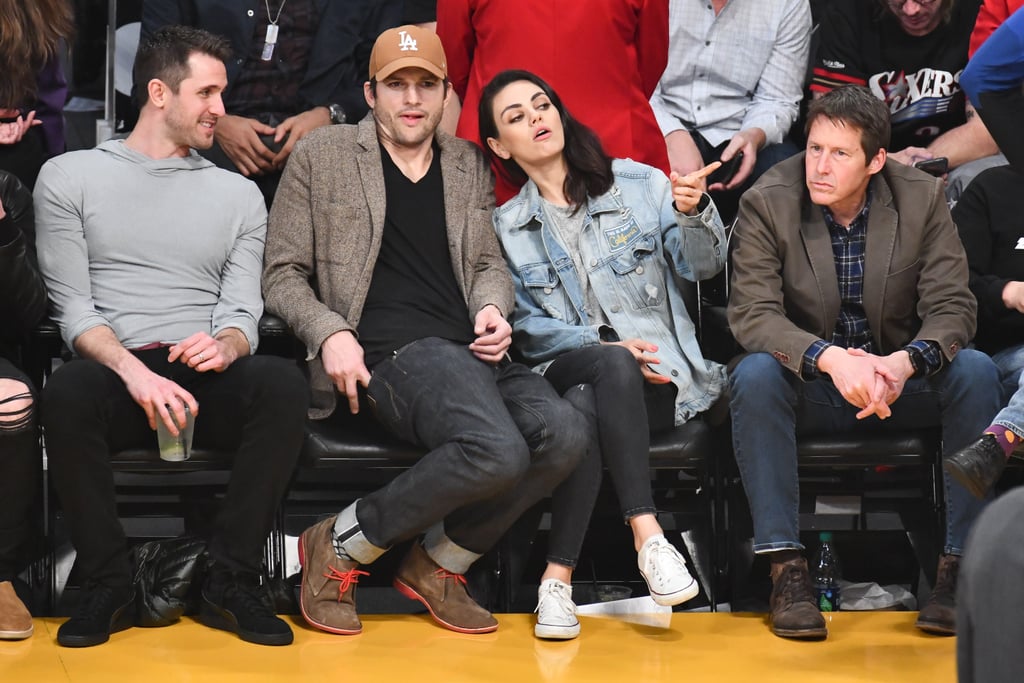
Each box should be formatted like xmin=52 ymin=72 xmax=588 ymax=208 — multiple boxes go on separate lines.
xmin=197 ymin=353 xmax=205 ymax=363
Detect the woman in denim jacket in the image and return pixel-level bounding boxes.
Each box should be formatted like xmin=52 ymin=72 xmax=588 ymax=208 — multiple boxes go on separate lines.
xmin=480 ymin=70 xmax=728 ymax=640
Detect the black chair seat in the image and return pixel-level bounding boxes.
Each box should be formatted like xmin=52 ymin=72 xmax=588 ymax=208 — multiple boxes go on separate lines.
xmin=797 ymin=431 xmax=940 ymax=468
xmin=302 ymin=417 xmax=424 ymax=468
xmin=649 ymin=421 xmax=713 ymax=469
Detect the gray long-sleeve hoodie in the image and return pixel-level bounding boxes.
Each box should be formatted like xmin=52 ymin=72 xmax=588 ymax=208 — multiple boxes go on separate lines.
xmin=33 ymin=139 xmax=267 ymax=352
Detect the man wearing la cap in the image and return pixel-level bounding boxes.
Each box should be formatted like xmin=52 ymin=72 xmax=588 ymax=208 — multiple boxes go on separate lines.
xmin=263 ymin=25 xmax=587 ymax=635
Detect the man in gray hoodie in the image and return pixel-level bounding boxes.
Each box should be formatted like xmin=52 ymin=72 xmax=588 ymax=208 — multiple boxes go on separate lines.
xmin=33 ymin=26 xmax=308 ymax=649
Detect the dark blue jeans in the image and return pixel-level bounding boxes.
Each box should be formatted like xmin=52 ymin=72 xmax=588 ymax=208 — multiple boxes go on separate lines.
xmin=354 ymin=338 xmax=587 ymax=564
xmin=730 ymin=350 xmax=1001 ymax=555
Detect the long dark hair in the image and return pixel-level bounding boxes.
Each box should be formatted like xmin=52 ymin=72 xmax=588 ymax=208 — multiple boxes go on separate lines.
xmin=0 ymin=0 xmax=75 ymax=108
xmin=478 ymin=69 xmax=613 ymax=209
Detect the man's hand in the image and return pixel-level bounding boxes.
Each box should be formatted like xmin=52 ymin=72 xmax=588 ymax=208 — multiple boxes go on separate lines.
xmin=469 ymin=304 xmax=512 ymax=364
xmin=1003 ymin=281 xmax=1024 ymax=313
xmin=167 ymin=331 xmax=244 ymax=373
xmin=121 ymin=363 xmax=199 ymax=435
xmin=604 ymin=338 xmax=672 ymax=384
xmin=0 ymin=111 xmax=40 ymax=145
xmin=710 ymin=128 xmax=764 ymax=191
xmin=670 ymin=161 xmax=720 ymax=215
xmin=846 ymin=348 xmax=914 ymax=420
xmin=321 ymin=330 xmax=371 ymax=414
xmin=888 ymin=146 xmax=932 ymax=167
xmin=818 ymin=345 xmax=898 ymax=412
xmin=664 ymin=129 xmax=706 ymax=177
xmin=270 ymin=107 xmax=332 ymax=169
xmin=214 ymin=114 xmax=277 ymax=176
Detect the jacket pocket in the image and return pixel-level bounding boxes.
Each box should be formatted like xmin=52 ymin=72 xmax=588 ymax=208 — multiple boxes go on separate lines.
xmin=609 ymin=235 xmax=666 ymax=310
xmin=520 ymin=262 xmax=573 ymax=322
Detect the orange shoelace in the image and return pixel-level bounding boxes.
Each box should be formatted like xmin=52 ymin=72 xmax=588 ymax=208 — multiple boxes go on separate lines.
xmin=433 ymin=568 xmax=468 ymax=585
xmin=324 ymin=565 xmax=370 ymax=601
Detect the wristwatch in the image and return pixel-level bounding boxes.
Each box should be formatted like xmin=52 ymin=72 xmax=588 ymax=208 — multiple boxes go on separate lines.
xmin=326 ymin=103 xmax=346 ymax=125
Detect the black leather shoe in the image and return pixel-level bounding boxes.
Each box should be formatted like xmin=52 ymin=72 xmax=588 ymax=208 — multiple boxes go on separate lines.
xmin=57 ymin=582 xmax=135 ymax=648
xmin=944 ymin=433 xmax=1007 ymax=499
xmin=200 ymin=566 xmax=293 ymax=646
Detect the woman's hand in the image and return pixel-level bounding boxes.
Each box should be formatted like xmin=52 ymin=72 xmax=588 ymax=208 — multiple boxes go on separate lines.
xmin=604 ymin=338 xmax=673 ymax=384
xmin=670 ymin=161 xmax=720 ymax=215
xmin=0 ymin=111 xmax=40 ymax=145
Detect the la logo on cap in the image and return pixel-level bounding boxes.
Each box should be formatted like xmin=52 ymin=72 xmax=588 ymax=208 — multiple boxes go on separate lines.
xmin=398 ymin=30 xmax=418 ymax=52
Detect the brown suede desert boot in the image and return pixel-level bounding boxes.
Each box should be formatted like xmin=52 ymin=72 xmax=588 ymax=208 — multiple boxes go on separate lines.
xmin=0 ymin=580 xmax=33 ymax=640
xmin=916 ymin=554 xmax=958 ymax=635
xmin=298 ymin=517 xmax=368 ymax=635
xmin=769 ymin=557 xmax=827 ymax=640
xmin=393 ymin=542 xmax=498 ymax=634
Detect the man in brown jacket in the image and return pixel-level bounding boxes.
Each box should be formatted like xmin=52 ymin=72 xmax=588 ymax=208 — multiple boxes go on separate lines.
xmin=727 ymin=86 xmax=1000 ymax=641
xmin=262 ymin=25 xmax=586 ymax=636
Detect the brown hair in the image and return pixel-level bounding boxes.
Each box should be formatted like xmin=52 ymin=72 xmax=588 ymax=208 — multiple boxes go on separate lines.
xmin=132 ymin=26 xmax=232 ymax=110
xmin=0 ymin=0 xmax=75 ymax=108
xmin=806 ymin=85 xmax=892 ymax=161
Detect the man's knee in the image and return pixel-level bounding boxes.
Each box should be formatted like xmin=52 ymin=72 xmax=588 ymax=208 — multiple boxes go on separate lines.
xmin=535 ymin=395 xmax=589 ymax=476
xmin=730 ymin=352 xmax=787 ymax=393
xmin=40 ymin=360 xmax=110 ymax=422
xmin=0 ymin=378 xmax=34 ymax=432
xmin=461 ymin=430 xmax=532 ymax=492
xmin=945 ymin=349 xmax=1000 ymax=398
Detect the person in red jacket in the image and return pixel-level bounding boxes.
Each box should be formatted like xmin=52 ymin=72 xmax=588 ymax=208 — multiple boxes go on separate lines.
xmin=970 ymin=0 xmax=1024 ymax=55
xmin=436 ymin=0 xmax=669 ymax=203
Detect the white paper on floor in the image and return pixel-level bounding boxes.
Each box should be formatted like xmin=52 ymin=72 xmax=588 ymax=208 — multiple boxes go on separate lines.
xmin=576 ymin=596 xmax=673 ymax=628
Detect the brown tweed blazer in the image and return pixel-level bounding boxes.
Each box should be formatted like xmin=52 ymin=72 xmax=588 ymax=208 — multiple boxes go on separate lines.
xmin=728 ymin=154 xmax=976 ymax=376
xmin=263 ymin=114 xmax=514 ymax=418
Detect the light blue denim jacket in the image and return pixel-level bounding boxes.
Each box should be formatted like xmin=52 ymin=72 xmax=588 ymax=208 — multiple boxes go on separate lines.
xmin=493 ymin=159 xmax=728 ymax=424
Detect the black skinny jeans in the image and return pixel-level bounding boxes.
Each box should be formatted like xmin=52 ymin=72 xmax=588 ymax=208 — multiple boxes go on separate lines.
xmin=0 ymin=357 xmax=39 ymax=581
xmin=41 ymin=350 xmax=308 ymax=587
xmin=542 ymin=344 xmax=677 ymax=568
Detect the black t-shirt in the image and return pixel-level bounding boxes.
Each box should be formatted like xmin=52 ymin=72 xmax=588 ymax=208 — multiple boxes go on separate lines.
xmin=357 ymin=144 xmax=475 ymax=368
xmin=812 ymin=0 xmax=982 ymax=151
xmin=953 ymin=165 xmax=1024 ymax=354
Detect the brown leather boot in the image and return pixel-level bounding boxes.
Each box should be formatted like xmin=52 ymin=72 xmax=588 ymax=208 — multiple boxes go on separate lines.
xmin=298 ymin=517 xmax=368 ymax=635
xmin=394 ymin=542 xmax=498 ymax=634
xmin=769 ymin=557 xmax=827 ymax=639
xmin=0 ymin=580 xmax=33 ymax=640
xmin=916 ymin=554 xmax=958 ymax=635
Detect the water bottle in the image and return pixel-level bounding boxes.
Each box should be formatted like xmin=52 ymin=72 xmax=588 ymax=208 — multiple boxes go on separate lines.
xmin=811 ymin=531 xmax=842 ymax=612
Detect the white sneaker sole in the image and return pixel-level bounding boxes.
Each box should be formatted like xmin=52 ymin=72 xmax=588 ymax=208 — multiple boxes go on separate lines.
xmin=646 ymin=575 xmax=700 ymax=607
xmin=535 ymin=620 xmax=581 ymax=640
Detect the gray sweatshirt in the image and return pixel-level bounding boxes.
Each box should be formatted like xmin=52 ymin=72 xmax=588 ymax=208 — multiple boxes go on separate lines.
xmin=34 ymin=139 xmax=266 ymax=352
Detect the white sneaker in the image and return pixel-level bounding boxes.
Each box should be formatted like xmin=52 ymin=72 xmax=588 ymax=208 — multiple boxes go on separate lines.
xmin=638 ymin=535 xmax=699 ymax=606
xmin=534 ymin=579 xmax=580 ymax=640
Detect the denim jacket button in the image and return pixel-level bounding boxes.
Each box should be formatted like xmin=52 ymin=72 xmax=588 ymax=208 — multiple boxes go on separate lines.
xmin=590 ymin=259 xmax=598 ymax=267
xmin=671 ymin=369 xmax=679 ymax=377
xmin=636 ymin=266 xmax=644 ymax=275
xmin=543 ymin=287 xmax=552 ymax=294
xmin=611 ymin=305 xmax=621 ymax=313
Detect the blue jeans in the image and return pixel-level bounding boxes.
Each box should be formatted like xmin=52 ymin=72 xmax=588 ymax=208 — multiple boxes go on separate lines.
xmin=340 ymin=338 xmax=587 ymax=573
xmin=991 ymin=342 xmax=1024 ymax=402
xmin=729 ymin=350 xmax=1001 ymax=556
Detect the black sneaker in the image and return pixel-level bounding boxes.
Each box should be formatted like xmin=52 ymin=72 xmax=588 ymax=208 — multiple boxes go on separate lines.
xmin=200 ymin=567 xmax=293 ymax=646
xmin=57 ymin=581 xmax=135 ymax=648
